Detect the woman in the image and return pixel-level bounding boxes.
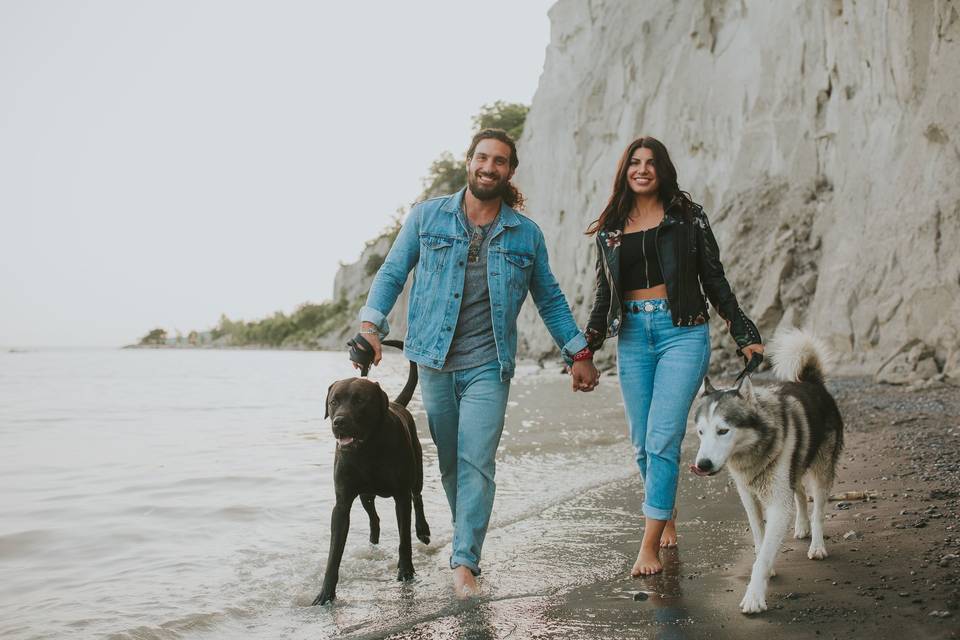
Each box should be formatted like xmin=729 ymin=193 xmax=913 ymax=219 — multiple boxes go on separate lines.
xmin=584 ymin=136 xmax=763 ymax=576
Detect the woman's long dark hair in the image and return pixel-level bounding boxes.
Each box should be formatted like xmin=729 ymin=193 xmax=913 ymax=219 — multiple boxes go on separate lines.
xmin=585 ymin=136 xmax=695 ymax=235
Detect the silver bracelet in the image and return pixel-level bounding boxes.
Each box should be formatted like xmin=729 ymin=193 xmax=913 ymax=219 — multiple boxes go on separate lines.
xmin=359 ymin=328 xmax=379 ymax=335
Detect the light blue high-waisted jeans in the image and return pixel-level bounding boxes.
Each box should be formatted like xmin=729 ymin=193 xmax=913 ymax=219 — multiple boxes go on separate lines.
xmin=617 ymin=299 xmax=710 ymax=521
xmin=418 ymin=359 xmax=510 ymax=575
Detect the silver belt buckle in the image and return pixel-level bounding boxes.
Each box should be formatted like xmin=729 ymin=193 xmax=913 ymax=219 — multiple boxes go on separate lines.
xmin=643 ymin=301 xmax=655 ymax=313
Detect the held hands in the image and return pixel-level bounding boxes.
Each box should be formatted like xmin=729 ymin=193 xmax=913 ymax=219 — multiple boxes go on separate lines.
xmin=571 ymin=360 xmax=600 ymax=392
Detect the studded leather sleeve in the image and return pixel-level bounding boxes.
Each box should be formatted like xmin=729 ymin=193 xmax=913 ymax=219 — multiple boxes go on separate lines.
xmin=694 ymin=209 xmax=762 ymax=349
xmin=586 ymin=238 xmax=611 ymax=351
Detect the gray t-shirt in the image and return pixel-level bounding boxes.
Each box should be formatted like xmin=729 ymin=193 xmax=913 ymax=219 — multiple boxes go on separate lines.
xmin=441 ymin=212 xmax=499 ymax=372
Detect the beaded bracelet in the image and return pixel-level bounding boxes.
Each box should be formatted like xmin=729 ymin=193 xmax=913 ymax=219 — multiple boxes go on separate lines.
xmin=573 ymin=348 xmax=593 ymax=362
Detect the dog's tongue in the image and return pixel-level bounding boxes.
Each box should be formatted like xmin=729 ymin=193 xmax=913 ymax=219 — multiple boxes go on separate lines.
xmin=337 ymin=436 xmax=355 ymax=446
xmin=689 ymin=464 xmax=709 ymax=477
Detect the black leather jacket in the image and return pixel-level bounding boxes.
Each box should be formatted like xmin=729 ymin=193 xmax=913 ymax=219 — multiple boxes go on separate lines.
xmin=586 ymin=199 xmax=761 ymax=352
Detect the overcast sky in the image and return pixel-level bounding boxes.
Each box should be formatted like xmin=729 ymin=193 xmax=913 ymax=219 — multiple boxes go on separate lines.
xmin=0 ymin=0 xmax=555 ymax=347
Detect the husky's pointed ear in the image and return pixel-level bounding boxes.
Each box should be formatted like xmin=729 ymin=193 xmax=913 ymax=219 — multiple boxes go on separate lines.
xmin=324 ymin=382 xmax=335 ymax=419
xmin=702 ymin=377 xmax=717 ymax=396
xmin=736 ymin=376 xmax=757 ymax=404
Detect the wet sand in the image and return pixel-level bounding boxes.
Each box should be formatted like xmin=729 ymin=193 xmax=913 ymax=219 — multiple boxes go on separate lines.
xmin=341 ymin=374 xmax=960 ymax=640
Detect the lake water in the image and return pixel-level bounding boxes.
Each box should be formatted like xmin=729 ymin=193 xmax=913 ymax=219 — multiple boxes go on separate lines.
xmin=0 ymin=348 xmax=645 ymax=639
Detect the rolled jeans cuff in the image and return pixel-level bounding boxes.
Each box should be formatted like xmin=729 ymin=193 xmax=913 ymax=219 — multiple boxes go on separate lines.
xmin=450 ymin=556 xmax=481 ymax=576
xmin=642 ymin=503 xmax=674 ymax=521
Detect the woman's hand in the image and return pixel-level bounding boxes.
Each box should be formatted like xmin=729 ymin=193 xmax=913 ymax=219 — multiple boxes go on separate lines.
xmin=740 ymin=343 xmax=764 ymax=362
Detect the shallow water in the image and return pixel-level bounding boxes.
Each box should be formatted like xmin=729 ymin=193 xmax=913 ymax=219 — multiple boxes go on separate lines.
xmin=0 ymin=348 xmax=668 ymax=639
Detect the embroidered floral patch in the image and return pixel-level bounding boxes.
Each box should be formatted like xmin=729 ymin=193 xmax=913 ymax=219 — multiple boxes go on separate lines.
xmin=604 ymin=230 xmax=622 ymax=248
xmin=585 ymin=327 xmax=603 ymax=348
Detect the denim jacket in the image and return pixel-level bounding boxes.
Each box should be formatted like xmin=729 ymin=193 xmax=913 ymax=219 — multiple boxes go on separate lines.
xmin=361 ymin=188 xmax=588 ymax=380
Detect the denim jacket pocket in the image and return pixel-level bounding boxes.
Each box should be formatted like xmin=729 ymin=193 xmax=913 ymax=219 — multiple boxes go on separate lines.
xmin=419 ymin=235 xmax=454 ymax=273
xmin=503 ymin=251 xmax=533 ymax=292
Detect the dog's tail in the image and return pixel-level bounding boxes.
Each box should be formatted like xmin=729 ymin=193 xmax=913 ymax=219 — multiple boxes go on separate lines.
xmin=382 ymin=340 xmax=418 ymax=407
xmin=769 ymin=328 xmax=833 ymax=385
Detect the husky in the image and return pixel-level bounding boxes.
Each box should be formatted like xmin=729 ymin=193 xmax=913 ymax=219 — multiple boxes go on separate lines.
xmin=690 ymin=328 xmax=844 ymax=614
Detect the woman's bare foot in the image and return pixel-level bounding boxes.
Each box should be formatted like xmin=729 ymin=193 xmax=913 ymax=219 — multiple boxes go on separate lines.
xmin=660 ymin=509 xmax=679 ymax=548
xmin=452 ymin=565 xmax=478 ymax=599
xmin=631 ymin=547 xmax=663 ymax=576
xmin=631 ymin=516 xmax=667 ymax=576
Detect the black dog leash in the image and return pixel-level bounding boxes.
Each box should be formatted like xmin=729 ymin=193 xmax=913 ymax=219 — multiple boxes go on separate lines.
xmin=734 ymin=352 xmax=764 ymax=385
xmin=347 ymin=333 xmax=404 ymax=377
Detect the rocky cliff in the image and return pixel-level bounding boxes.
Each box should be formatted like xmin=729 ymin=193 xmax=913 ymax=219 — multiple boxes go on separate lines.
xmin=331 ymin=0 xmax=959 ymax=384
xmin=324 ymin=228 xmax=410 ymax=350
xmin=511 ymin=0 xmax=960 ymax=383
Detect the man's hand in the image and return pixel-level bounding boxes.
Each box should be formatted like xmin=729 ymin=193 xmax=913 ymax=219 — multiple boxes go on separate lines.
xmin=356 ymin=322 xmax=383 ymax=369
xmin=571 ymin=360 xmax=599 ymax=392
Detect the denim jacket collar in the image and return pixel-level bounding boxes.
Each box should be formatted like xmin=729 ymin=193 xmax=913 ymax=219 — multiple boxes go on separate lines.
xmin=440 ymin=188 xmax=522 ymax=237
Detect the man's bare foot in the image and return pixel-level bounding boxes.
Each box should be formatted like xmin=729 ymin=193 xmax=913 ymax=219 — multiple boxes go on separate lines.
xmin=452 ymin=565 xmax=478 ymax=599
xmin=660 ymin=510 xmax=678 ymax=548
xmin=631 ymin=547 xmax=663 ymax=576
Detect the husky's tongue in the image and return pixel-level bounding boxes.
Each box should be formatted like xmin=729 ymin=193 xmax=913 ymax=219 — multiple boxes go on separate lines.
xmin=337 ymin=436 xmax=355 ymax=446
xmin=689 ymin=464 xmax=710 ymax=477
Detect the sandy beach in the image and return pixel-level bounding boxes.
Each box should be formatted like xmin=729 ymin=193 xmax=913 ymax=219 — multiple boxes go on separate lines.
xmin=344 ymin=374 xmax=960 ymax=640
xmin=2 ymin=350 xmax=958 ymax=639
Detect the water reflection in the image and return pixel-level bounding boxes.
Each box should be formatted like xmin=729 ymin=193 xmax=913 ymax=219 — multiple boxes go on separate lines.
xmin=642 ymin=549 xmax=689 ymax=639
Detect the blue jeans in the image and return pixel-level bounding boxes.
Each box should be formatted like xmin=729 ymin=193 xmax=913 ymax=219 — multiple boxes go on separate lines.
xmin=418 ymin=360 xmax=511 ymax=575
xmin=617 ymin=300 xmax=710 ymax=521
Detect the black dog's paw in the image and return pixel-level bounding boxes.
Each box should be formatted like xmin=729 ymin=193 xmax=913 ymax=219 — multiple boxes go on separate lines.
xmin=415 ymin=521 xmax=430 ymax=545
xmin=396 ymin=566 xmax=415 ymax=582
xmin=311 ymin=590 xmax=335 ymax=606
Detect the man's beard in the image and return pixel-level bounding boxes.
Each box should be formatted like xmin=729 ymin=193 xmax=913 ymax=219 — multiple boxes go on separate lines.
xmin=467 ymin=172 xmax=510 ymax=201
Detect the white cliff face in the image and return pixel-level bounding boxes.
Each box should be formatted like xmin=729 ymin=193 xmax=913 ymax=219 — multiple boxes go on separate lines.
xmin=321 ymin=232 xmax=410 ymax=350
xmin=514 ymin=0 xmax=960 ymax=382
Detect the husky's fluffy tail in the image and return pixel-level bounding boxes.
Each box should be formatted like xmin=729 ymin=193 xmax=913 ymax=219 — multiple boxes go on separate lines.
xmin=769 ymin=328 xmax=833 ymax=385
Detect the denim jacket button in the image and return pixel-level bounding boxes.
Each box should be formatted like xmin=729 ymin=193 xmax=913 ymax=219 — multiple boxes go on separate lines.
xmin=454 ymin=293 xmax=460 ymax=299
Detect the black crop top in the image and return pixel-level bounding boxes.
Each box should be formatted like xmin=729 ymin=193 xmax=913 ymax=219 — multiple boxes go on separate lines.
xmin=620 ymin=229 xmax=664 ymax=290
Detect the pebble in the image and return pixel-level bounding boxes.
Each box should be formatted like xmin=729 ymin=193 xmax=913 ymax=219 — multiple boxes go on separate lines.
xmin=928 ymin=610 xmax=953 ymax=618
xmin=633 ymin=592 xmax=649 ymax=601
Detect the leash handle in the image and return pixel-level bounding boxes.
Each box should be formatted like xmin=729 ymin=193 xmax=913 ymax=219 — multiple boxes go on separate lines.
xmin=347 ymin=333 xmax=374 ymax=377
xmin=734 ymin=352 xmax=764 ymax=384
xmin=346 ymin=335 xmax=406 ymax=378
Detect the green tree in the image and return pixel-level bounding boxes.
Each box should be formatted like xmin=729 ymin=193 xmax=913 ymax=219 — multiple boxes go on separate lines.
xmin=472 ymin=101 xmax=529 ymax=141
xmin=139 ymin=328 xmax=167 ymax=346
xmin=364 ymin=252 xmax=385 ymax=276
xmin=419 ymin=101 xmax=528 ymax=201
xmin=420 ymin=152 xmax=466 ymax=200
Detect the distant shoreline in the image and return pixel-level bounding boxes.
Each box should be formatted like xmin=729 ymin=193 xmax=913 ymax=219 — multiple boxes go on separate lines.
xmin=122 ymin=343 xmax=321 ymax=352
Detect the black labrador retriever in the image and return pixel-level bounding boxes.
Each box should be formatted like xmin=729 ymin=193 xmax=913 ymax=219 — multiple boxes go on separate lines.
xmin=312 ymin=354 xmax=430 ymax=605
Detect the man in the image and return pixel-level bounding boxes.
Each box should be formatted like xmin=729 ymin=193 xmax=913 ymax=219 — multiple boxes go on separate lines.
xmin=357 ymin=128 xmax=599 ymax=598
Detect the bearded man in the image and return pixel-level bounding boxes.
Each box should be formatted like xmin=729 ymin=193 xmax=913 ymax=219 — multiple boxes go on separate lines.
xmin=357 ymin=128 xmax=598 ymax=597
